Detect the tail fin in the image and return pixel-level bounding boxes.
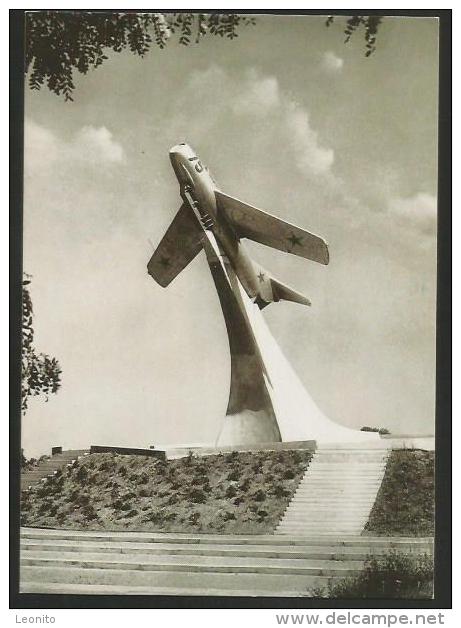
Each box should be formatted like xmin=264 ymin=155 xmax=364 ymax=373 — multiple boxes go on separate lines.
xmin=271 ymin=277 xmax=311 ymax=307
xmin=251 ymin=260 xmax=311 ymax=309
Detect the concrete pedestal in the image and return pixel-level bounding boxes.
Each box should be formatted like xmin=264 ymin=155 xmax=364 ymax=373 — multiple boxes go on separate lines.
xmin=203 ymin=233 xmax=379 ymax=447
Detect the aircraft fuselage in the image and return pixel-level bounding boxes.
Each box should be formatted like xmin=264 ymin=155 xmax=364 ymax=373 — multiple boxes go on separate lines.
xmin=169 ymin=143 xmax=261 ymax=300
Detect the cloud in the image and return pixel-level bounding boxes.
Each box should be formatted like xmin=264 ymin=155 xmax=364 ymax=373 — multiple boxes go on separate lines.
xmin=321 ymin=51 xmax=344 ymax=73
xmin=72 ymin=126 xmax=125 ymax=164
xmin=232 ymin=72 xmax=280 ymax=114
xmin=24 ymin=119 xmax=125 ymax=174
xmin=283 ymin=103 xmax=334 ymax=175
xmin=183 ymin=67 xmax=334 ymax=177
xmin=388 ymin=193 xmax=437 ymax=235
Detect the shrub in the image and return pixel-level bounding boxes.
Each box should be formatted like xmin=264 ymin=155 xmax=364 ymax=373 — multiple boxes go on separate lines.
xmin=289 ymin=451 xmax=304 ymax=465
xmin=225 ymin=451 xmax=239 ymax=463
xmin=76 ymin=493 xmax=90 ymax=506
xmin=138 ymin=487 xmax=151 ymax=498
xmin=253 ymin=489 xmax=266 ymax=502
xmin=86 ymin=473 xmax=98 ymax=485
xmin=360 ymin=426 xmax=390 ymax=435
xmin=124 ymin=509 xmax=138 ymax=518
xmin=318 ymin=552 xmax=433 ymax=599
xmin=272 ymin=484 xmax=289 ymax=498
xmin=69 ymin=489 xmax=80 ymax=502
xmin=227 ymin=469 xmax=241 ymax=481
xmin=185 ymin=451 xmax=195 ymax=465
xmin=82 ymin=505 xmax=98 ymax=520
xmin=282 ymin=468 xmax=296 ymax=480
xmin=118 ymin=465 xmax=127 ymax=477
xmin=225 ymin=485 xmax=237 ymax=498
xmin=144 ymin=511 xmax=165 ymax=524
xmin=35 ymin=484 xmax=52 ymax=498
xmin=222 ymin=511 xmax=236 ymax=521
xmin=48 ymin=503 xmax=59 ymax=517
xmin=190 ymin=475 xmax=205 ymax=486
xmin=76 ymin=466 xmax=88 ymax=482
xmin=188 ymin=512 xmax=201 ymax=524
xmin=238 ymin=479 xmax=250 ymax=492
xmin=189 ymin=488 xmax=207 ymax=503
xmin=37 ymin=499 xmax=52 ymax=515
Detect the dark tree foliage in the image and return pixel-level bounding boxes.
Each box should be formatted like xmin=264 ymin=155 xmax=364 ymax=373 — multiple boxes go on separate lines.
xmin=25 ymin=11 xmax=256 ymax=101
xmin=326 ymin=15 xmax=383 ymax=57
xmin=22 ymin=275 xmax=62 ymax=413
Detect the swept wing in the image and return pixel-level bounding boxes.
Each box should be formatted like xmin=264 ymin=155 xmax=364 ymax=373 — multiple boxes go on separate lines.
xmin=147 ymin=204 xmax=204 ymax=287
xmin=215 ymin=190 xmax=329 ymax=265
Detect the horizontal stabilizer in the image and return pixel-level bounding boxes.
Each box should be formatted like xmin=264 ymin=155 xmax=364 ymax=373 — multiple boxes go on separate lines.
xmin=215 ymin=190 xmax=329 ymax=265
xmin=271 ymin=277 xmax=311 ymax=307
xmin=148 ymin=203 xmax=203 ymax=287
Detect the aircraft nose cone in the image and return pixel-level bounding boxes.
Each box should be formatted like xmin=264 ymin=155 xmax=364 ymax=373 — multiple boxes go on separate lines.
xmin=169 ymin=147 xmax=180 ymax=167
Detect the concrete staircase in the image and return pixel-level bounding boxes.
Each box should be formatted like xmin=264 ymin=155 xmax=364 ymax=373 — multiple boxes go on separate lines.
xmin=21 ymin=450 xmax=89 ymax=492
xmin=19 ymin=528 xmax=432 ymax=597
xmin=276 ymin=447 xmax=389 ymax=536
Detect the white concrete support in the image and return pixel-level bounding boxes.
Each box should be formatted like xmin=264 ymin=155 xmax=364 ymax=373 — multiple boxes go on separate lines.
xmin=203 ymin=236 xmax=380 ymax=447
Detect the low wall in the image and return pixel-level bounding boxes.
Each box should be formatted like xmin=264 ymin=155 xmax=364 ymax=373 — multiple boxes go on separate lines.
xmin=90 ymin=445 xmax=166 ymax=460
xmin=160 ymin=440 xmax=317 ymax=460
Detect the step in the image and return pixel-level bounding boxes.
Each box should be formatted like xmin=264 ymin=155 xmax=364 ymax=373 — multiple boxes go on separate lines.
xmin=295 ymin=485 xmax=381 ymax=490
xmin=291 ymin=500 xmax=375 ymax=507
xmin=279 ymin=513 xmax=370 ymax=521
xmin=276 ymin=527 xmax=365 ymax=534
xmin=314 ymin=456 xmax=388 ymax=461
xmin=20 ymin=540 xmax=411 ymax=561
xmin=298 ymin=474 xmax=382 ymax=489
xmin=284 ymin=503 xmax=372 ymax=510
xmin=308 ymin=459 xmax=386 ymax=464
xmin=20 ymin=528 xmax=433 ymax=548
xmin=276 ymin=521 xmax=366 ymax=528
xmin=295 ymin=488 xmax=380 ymax=494
xmin=315 ymin=446 xmax=390 ymax=451
xmin=20 ymin=552 xmax=363 ymax=577
xmin=304 ymin=470 xmax=385 ymax=476
xmin=276 ymin=530 xmax=364 ymax=536
xmin=304 ymin=466 xmax=385 ymax=472
xmin=304 ymin=473 xmax=384 ymax=478
xmin=289 ymin=498 xmax=376 ymax=504
xmin=18 ymin=581 xmax=319 ymax=597
xmin=277 ymin=522 xmax=366 ymax=529
xmin=293 ymin=491 xmax=378 ymax=497
xmin=20 ymin=566 xmax=341 ymax=595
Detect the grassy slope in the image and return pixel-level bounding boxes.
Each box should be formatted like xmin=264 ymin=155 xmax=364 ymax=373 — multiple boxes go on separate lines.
xmin=21 ymin=450 xmax=312 ymax=534
xmin=364 ymin=449 xmax=434 ymax=536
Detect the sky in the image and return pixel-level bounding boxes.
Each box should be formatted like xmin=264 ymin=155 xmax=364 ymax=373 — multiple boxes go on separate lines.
xmin=22 ymin=15 xmax=439 ymax=457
